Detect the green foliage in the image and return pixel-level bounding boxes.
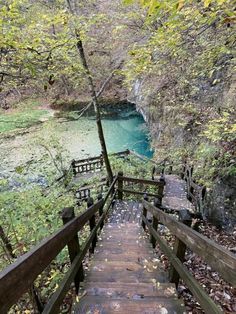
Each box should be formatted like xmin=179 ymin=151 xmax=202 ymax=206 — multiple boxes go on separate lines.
xmin=33 ymin=122 xmax=70 ymax=177
xmin=202 ymin=113 xmax=236 ymax=143
xmin=0 ymin=0 xmax=94 ymax=94
xmin=123 ymin=0 xmax=235 ymax=186
xmin=0 ymin=183 xmax=75 ymax=269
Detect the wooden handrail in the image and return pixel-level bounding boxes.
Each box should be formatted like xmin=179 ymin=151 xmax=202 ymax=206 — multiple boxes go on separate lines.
xmin=117 ymin=173 xmax=164 ymax=203
xmin=121 ymin=176 xmax=164 ymax=187
xmin=122 ymin=188 xmax=161 ymax=199
xmin=0 ymin=199 xmax=103 ymax=313
xmin=142 ymin=215 xmax=223 ymax=314
xmin=0 ymin=171 xmax=119 ymax=313
xmin=43 ymin=191 xmax=117 ymax=314
xmin=142 ymin=200 xmax=236 ymax=286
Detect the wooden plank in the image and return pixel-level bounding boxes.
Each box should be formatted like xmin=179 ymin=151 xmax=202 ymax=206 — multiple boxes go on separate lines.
xmin=143 ymin=200 xmax=236 ymax=286
xmin=0 ymin=199 xmax=103 ymax=313
xmin=85 ymin=265 xmax=167 ymax=283
xmin=142 ymin=215 xmax=223 ymax=314
xmin=123 ymin=189 xmax=160 ymax=198
xmin=74 ymin=296 xmax=185 ymax=314
xmin=84 ymin=282 xmax=177 ymax=298
xmin=122 ymin=176 xmax=164 ymax=187
xmin=94 ymin=249 xmax=152 ymax=262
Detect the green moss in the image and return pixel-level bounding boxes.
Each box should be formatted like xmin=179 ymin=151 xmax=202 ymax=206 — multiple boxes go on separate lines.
xmin=0 ymin=109 xmax=49 ymax=133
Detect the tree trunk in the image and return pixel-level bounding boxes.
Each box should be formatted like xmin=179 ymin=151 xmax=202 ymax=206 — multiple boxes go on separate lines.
xmin=65 ymin=0 xmax=113 ymax=183
xmin=75 ymin=36 xmax=113 ymax=184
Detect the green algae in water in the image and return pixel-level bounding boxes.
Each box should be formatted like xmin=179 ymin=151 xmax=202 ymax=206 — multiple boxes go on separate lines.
xmin=58 ymin=104 xmax=153 ymax=158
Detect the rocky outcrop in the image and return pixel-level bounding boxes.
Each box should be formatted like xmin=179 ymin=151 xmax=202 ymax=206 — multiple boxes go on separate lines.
xmin=127 ymin=68 xmax=236 ymax=229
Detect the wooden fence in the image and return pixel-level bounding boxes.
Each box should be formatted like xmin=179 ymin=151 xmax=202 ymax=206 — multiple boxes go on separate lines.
xmin=71 ymin=149 xmax=130 ymax=175
xmin=141 ymin=199 xmax=236 ymax=314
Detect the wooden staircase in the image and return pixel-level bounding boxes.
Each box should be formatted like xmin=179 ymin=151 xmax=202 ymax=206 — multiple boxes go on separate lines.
xmin=1 ymin=171 xmax=235 ymax=314
xmin=73 ymin=205 xmax=185 ymax=313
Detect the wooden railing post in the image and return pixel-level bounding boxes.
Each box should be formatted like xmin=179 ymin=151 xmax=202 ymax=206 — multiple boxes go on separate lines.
xmin=151 ymin=166 xmax=155 ymax=180
xmin=61 ymin=207 xmax=84 ymax=293
xmin=169 ymin=209 xmax=192 ymax=287
xmin=181 ymin=160 xmax=186 ymax=180
xmin=151 ymin=198 xmax=160 ymax=248
xmin=71 ymin=160 xmax=76 ymax=176
xmin=158 ymin=179 xmax=165 ymax=205
xmin=142 ymin=194 xmax=148 ymax=230
xmin=97 ymin=193 xmax=104 ymax=230
xmin=87 ymin=198 xmax=97 ymax=253
xmin=117 ymin=171 xmax=123 ymax=200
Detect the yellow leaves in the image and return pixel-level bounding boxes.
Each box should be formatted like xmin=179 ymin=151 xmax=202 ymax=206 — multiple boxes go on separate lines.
xmin=146 ymin=0 xmax=160 ymax=15
xmin=178 ymin=0 xmax=185 ymax=10
xmin=123 ymin=0 xmax=134 ymax=5
xmin=203 ymin=0 xmax=211 ymax=7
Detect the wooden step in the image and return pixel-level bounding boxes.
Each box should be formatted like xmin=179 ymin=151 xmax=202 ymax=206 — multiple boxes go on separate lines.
xmin=94 ymin=248 xmax=153 ymax=262
xmin=74 ymin=219 xmax=186 ymax=313
xmin=85 ymin=261 xmax=168 ymax=283
xmin=102 ymin=224 xmax=141 ymax=230
xmin=96 ymin=241 xmax=153 ymax=251
xmin=74 ymin=296 xmax=185 ymax=313
xmin=82 ymin=282 xmax=178 ymax=298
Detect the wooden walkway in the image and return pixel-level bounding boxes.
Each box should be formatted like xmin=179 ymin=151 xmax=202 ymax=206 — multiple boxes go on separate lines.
xmin=73 ymin=203 xmax=185 ymax=313
xmin=162 ymin=175 xmax=194 ymax=212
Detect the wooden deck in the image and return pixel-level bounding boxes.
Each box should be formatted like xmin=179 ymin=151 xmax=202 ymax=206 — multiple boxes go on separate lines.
xmin=73 ymin=207 xmax=185 ymax=313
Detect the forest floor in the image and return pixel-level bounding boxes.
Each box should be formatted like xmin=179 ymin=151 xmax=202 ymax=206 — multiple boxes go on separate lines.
xmin=156 ymin=222 xmax=236 ymax=313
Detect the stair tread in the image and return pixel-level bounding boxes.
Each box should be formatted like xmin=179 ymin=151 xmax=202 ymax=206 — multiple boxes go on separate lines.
xmin=85 ymin=268 xmax=167 ymax=283
xmin=74 ymin=218 xmax=185 ymax=313
xmin=82 ymin=281 xmax=177 ymax=298
xmin=74 ymin=296 xmax=185 ymax=314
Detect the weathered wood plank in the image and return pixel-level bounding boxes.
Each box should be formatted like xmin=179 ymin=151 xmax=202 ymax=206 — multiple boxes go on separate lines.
xmin=143 ymin=200 xmax=236 ymax=286
xmin=122 ymin=176 xmax=164 ymax=187
xmin=84 ymin=282 xmax=177 ymax=298
xmin=123 ymin=189 xmax=160 ymax=198
xmin=74 ymin=296 xmax=185 ymax=314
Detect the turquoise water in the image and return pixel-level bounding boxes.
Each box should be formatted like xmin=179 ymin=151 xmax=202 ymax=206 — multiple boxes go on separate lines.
xmin=101 ymin=111 xmax=153 ymax=158
xmin=0 ymin=104 xmax=153 ymax=175
xmin=58 ymin=104 xmax=153 ymax=159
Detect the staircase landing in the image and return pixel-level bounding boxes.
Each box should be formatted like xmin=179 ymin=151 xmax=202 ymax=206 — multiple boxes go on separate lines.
xmin=162 ymin=175 xmax=194 ymax=212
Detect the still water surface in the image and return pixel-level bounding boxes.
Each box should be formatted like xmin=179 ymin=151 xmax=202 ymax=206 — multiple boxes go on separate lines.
xmin=0 ymin=103 xmax=153 ymax=176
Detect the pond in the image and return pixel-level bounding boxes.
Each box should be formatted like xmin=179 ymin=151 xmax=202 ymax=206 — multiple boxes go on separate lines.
xmin=57 ymin=102 xmax=153 ymax=159
xmin=0 ymin=102 xmax=153 ymax=179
